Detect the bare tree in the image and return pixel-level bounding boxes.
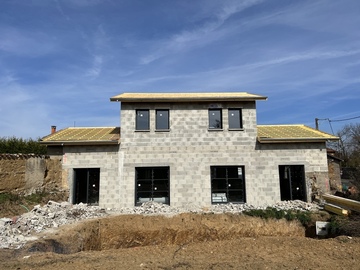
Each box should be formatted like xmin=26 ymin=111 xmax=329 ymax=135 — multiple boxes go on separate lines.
xmin=332 ymin=123 xmax=360 ymax=199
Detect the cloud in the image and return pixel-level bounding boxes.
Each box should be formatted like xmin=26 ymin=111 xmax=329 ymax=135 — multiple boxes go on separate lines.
xmin=140 ymin=0 xmax=264 ymax=64
xmin=0 ymin=27 xmax=58 ymax=56
xmin=85 ymin=55 xmax=103 ymax=78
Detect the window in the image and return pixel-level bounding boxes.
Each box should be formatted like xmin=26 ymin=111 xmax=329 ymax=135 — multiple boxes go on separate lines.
xmin=228 ymin=108 xmax=243 ymax=129
xmin=208 ymin=109 xmax=222 ymax=129
xmin=211 ymin=166 xmax=245 ymax=203
xmin=135 ymin=167 xmax=170 ymax=205
xmin=136 ymin=109 xmax=149 ymax=130
xmin=156 ymin=109 xmax=169 ymax=130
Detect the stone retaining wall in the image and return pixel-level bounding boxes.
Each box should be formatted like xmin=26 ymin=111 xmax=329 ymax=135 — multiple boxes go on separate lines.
xmin=0 ymin=154 xmax=63 ymax=195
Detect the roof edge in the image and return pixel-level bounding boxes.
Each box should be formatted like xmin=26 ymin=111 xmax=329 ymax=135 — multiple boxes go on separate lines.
xmin=40 ymin=140 xmax=120 ymax=146
xmin=257 ymin=137 xmax=339 ymax=143
xmin=110 ymin=92 xmax=268 ymax=102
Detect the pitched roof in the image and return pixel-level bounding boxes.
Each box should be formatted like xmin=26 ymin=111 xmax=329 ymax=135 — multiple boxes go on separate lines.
xmin=257 ymin=125 xmax=339 ymax=143
xmin=110 ymin=92 xmax=267 ymax=102
xmin=41 ymin=127 xmax=120 ymax=145
xmin=41 ymin=125 xmax=338 ymax=146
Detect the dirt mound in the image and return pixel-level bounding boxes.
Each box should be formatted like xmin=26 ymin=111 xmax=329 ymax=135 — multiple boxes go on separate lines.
xmin=24 ymin=213 xmax=305 ymax=254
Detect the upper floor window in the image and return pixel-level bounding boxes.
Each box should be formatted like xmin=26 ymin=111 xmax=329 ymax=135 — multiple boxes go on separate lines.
xmin=228 ymin=108 xmax=243 ymax=129
xmin=208 ymin=109 xmax=222 ymax=129
xmin=136 ymin=109 xmax=149 ymax=130
xmin=156 ymin=109 xmax=169 ymax=130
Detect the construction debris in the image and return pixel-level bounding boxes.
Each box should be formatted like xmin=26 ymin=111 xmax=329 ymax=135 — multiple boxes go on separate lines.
xmin=1 ymin=200 xmax=321 ymax=250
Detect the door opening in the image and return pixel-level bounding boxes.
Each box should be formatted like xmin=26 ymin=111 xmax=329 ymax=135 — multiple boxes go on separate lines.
xmin=278 ymin=165 xmax=306 ymax=201
xmin=73 ymin=168 xmax=100 ymax=205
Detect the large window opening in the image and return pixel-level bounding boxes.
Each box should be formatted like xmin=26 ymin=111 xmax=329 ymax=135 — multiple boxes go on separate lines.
xmin=228 ymin=108 xmax=243 ymax=129
xmin=156 ymin=109 xmax=169 ymax=130
xmin=136 ymin=109 xmax=150 ymax=130
xmin=208 ymin=109 xmax=222 ymax=129
xmin=279 ymin=165 xmax=306 ymax=201
xmin=73 ymin=168 xmax=100 ymax=205
xmin=211 ymin=166 xmax=246 ymax=203
xmin=135 ymin=167 xmax=170 ymax=205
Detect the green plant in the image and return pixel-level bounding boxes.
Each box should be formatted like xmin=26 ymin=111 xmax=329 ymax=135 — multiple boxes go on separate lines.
xmin=25 ymin=191 xmax=49 ymax=203
xmin=328 ymin=215 xmax=341 ymax=235
xmin=0 ymin=192 xmax=20 ymax=204
xmin=243 ymin=207 xmax=312 ymax=226
xmin=0 ymin=136 xmax=46 ymax=154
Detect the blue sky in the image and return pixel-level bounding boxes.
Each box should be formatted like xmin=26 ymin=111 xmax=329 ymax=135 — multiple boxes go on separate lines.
xmin=1 ymin=0 xmax=359 ymax=139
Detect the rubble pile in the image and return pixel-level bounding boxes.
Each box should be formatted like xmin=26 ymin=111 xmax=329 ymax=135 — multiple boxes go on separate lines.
xmin=0 ymin=201 xmax=107 ymax=249
xmin=1 ymin=200 xmax=321 ymax=249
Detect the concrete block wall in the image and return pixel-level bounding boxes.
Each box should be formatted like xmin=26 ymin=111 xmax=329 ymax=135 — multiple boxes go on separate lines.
xmin=117 ymin=101 xmax=330 ymax=208
xmin=119 ymin=101 xmax=253 ymax=207
xmin=62 ymin=145 xmax=119 ymax=208
xmin=254 ymin=143 xmax=329 ymax=205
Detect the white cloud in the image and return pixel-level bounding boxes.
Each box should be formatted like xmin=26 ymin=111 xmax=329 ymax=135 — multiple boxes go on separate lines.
xmin=85 ymin=54 xmax=103 ymax=78
xmin=0 ymin=27 xmax=58 ymax=56
xmin=140 ymin=0 xmax=264 ymax=64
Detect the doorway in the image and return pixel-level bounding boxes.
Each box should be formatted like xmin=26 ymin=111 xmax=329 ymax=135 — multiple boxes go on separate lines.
xmin=73 ymin=168 xmax=100 ymax=205
xmin=278 ymin=165 xmax=306 ymax=201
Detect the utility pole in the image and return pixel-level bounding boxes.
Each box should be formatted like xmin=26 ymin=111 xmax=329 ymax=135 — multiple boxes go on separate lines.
xmin=315 ymin=118 xmax=319 ymax=130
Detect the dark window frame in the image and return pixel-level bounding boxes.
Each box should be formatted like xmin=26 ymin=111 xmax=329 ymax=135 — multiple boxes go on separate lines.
xmin=156 ymin=109 xmax=170 ymax=131
xmin=135 ymin=166 xmax=170 ymax=206
xmin=210 ymin=166 xmax=246 ymax=204
xmin=208 ymin=109 xmax=223 ymax=130
xmin=135 ymin=109 xmax=150 ymax=131
xmin=228 ymin=108 xmax=243 ymax=130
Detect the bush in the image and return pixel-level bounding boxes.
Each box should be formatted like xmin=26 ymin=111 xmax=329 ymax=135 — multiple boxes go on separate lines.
xmin=0 ymin=136 xmax=46 ymax=154
xmin=243 ymin=207 xmax=312 ymax=226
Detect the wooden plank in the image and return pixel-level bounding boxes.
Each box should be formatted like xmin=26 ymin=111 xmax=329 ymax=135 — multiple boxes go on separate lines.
xmin=324 ymin=203 xmax=349 ymax=216
xmin=323 ymin=194 xmax=360 ymax=213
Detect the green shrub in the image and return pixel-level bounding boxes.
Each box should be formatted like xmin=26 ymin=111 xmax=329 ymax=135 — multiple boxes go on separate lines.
xmin=0 ymin=136 xmax=46 ymax=154
xmin=243 ymin=207 xmax=312 ymax=226
xmin=0 ymin=193 xmax=20 ymax=204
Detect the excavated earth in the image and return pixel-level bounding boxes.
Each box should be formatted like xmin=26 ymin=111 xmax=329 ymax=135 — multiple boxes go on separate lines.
xmin=1 ymin=202 xmax=360 ymax=269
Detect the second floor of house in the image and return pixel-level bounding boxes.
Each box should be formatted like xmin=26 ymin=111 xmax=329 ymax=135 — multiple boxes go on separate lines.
xmin=110 ymin=92 xmax=267 ymax=146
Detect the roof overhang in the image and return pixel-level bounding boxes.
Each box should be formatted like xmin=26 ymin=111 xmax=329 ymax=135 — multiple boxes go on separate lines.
xmin=110 ymin=92 xmax=268 ymax=103
xmin=257 ymin=137 xmax=339 ymax=144
xmin=40 ymin=140 xmax=120 ymax=146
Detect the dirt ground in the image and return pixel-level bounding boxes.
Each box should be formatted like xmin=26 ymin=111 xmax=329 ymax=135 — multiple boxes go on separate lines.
xmin=1 ymin=213 xmax=360 ymax=270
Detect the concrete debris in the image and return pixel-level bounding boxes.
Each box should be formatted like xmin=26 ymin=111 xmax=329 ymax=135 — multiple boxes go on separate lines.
xmin=1 ymin=200 xmax=320 ymax=250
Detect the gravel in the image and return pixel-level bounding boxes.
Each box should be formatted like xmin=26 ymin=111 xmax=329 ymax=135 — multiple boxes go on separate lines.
xmin=0 ymin=200 xmax=321 ymax=249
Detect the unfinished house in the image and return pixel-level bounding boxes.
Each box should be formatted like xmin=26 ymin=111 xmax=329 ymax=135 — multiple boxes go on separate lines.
xmin=41 ymin=92 xmax=338 ymax=208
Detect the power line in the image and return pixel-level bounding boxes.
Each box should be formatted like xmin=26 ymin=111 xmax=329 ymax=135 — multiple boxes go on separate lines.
xmin=315 ymin=116 xmax=360 ymax=132
xmin=329 ymin=116 xmax=360 ymax=122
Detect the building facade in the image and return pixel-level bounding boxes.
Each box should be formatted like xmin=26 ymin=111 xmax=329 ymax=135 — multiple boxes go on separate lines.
xmin=42 ymin=92 xmax=338 ymax=208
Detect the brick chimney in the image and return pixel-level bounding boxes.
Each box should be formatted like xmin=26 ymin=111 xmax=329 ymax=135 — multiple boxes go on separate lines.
xmin=51 ymin=126 xmax=57 ymax=134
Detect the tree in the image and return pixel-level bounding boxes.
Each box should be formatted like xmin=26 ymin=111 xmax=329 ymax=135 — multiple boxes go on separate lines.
xmin=0 ymin=137 xmax=47 ymax=155
xmin=332 ymin=123 xmax=360 ymax=200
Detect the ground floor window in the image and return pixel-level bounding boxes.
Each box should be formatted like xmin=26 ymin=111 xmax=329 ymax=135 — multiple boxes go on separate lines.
xmin=279 ymin=165 xmax=306 ymax=201
xmin=211 ymin=166 xmax=246 ymax=203
xmin=73 ymin=168 xmax=100 ymax=205
xmin=135 ymin=167 xmax=170 ymax=205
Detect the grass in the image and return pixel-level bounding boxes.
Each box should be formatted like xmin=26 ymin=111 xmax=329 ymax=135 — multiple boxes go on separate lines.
xmin=243 ymin=207 xmax=312 ymax=226
xmin=0 ymin=191 xmax=52 ymax=217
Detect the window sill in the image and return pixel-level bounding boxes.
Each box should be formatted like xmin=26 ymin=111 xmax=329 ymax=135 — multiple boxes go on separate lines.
xmin=135 ymin=130 xmax=150 ymax=132
xmin=208 ymin=128 xmax=223 ymax=131
xmin=228 ymin=128 xmax=244 ymax=131
xmin=155 ymin=129 xmax=170 ymax=132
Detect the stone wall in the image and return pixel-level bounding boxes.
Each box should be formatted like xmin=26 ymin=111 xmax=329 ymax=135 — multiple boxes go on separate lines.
xmin=0 ymin=154 xmax=63 ymax=195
